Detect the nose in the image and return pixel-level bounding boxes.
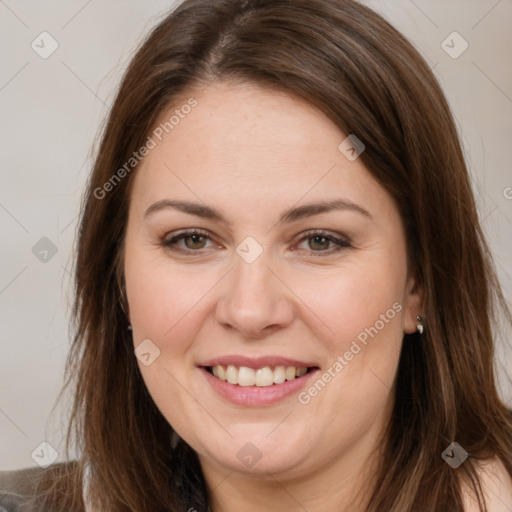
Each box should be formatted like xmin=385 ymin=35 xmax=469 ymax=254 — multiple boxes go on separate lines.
xmin=214 ymin=251 xmax=295 ymax=339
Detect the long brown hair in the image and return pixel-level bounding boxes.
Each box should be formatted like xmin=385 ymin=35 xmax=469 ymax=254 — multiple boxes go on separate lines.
xmin=33 ymin=0 xmax=512 ymax=510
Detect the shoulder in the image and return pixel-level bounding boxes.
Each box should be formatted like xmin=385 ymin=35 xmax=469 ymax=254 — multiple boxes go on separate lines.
xmin=462 ymin=456 xmax=512 ymax=512
xmin=0 ymin=461 xmax=82 ymax=512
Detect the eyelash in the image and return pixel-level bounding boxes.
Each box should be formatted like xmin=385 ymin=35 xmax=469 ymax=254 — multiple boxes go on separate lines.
xmin=159 ymin=229 xmax=351 ymax=256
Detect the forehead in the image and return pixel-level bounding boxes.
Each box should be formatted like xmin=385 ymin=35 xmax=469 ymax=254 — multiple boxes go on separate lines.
xmin=130 ymin=81 xmax=389 ymax=217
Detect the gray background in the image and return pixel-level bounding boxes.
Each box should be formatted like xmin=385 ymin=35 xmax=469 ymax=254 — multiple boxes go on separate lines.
xmin=1 ymin=0 xmax=511 ymax=470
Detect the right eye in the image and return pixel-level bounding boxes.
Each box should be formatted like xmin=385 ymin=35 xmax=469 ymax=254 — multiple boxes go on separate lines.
xmin=160 ymin=229 xmax=216 ymax=253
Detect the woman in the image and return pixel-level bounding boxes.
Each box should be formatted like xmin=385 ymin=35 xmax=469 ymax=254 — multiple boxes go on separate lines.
xmin=1 ymin=0 xmax=511 ymax=510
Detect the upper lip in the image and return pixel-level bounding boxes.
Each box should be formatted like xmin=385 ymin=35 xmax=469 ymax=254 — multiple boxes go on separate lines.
xmin=199 ymin=355 xmax=319 ymax=369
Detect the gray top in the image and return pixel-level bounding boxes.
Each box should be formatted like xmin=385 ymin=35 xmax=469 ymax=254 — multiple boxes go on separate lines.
xmin=0 ymin=463 xmax=83 ymax=512
xmin=0 ymin=466 xmax=46 ymax=511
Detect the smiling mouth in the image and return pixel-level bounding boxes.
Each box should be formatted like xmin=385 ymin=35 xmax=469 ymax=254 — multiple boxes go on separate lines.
xmin=204 ymin=364 xmax=319 ymax=387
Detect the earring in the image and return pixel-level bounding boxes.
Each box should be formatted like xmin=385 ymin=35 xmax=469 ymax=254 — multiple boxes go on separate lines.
xmin=416 ymin=315 xmax=424 ymax=334
xmin=128 ymin=324 xmax=132 ymax=331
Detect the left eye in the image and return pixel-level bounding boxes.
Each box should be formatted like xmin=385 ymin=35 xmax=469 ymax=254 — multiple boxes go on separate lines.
xmin=294 ymin=232 xmax=350 ymax=254
xmin=179 ymin=233 xmax=208 ymax=249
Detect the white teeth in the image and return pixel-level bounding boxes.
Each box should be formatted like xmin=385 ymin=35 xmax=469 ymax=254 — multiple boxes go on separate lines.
xmin=255 ymin=367 xmax=273 ymax=387
xmin=285 ymin=366 xmax=296 ymax=381
xmin=273 ymin=365 xmax=286 ymax=384
xmin=209 ymin=364 xmax=310 ymax=386
xmin=238 ymin=366 xmax=255 ymax=387
xmin=226 ymin=365 xmax=238 ymax=384
xmin=217 ymin=364 xmax=227 ymax=381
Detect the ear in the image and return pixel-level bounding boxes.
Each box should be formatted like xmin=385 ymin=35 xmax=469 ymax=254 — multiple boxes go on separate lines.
xmin=403 ymin=270 xmax=425 ymax=334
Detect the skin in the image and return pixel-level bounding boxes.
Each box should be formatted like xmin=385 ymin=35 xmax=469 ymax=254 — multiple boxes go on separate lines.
xmin=123 ymin=81 xmax=424 ymax=512
xmin=463 ymin=459 xmax=512 ymax=512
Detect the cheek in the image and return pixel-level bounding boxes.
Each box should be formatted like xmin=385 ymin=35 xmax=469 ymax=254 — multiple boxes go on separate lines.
xmin=124 ymin=250 xmax=213 ymax=433
xmin=125 ymin=249 xmax=236 ymax=380
xmin=294 ymin=259 xmax=404 ymax=343
xmin=295 ymin=271 xmax=404 ymax=417
xmin=289 ymin=254 xmax=406 ymax=401
xmin=124 ymin=247 xmax=201 ymax=349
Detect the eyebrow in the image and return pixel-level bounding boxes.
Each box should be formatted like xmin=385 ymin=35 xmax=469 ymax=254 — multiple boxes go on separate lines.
xmin=143 ymin=199 xmax=372 ymax=224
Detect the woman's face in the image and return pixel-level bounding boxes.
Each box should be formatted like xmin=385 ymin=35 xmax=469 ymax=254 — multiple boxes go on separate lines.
xmin=124 ymin=81 xmax=423 ymax=482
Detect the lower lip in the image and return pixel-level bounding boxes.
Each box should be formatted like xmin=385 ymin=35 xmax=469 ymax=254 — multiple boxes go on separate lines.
xmin=200 ymin=367 xmax=319 ymax=406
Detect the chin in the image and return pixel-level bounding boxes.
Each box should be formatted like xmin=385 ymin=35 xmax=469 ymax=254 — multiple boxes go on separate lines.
xmin=195 ymin=429 xmax=311 ymax=476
